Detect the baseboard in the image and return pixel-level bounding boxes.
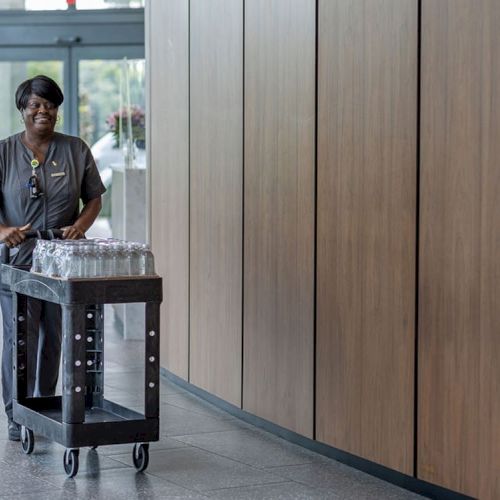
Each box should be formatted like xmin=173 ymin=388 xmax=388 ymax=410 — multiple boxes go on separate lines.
xmin=160 ymin=368 xmax=474 ymax=500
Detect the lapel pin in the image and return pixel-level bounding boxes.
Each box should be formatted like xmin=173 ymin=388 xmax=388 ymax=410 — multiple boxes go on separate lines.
xmin=52 ymin=161 xmax=58 ymax=167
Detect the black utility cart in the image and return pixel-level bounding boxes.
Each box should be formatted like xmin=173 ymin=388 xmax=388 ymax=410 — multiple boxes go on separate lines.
xmin=1 ymin=262 xmax=162 ymax=478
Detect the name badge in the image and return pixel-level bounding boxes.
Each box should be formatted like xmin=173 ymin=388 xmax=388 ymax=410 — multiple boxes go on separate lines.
xmin=51 ymin=172 xmax=66 ymax=178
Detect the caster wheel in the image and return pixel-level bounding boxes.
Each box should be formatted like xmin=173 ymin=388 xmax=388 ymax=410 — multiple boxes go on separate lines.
xmin=63 ymin=448 xmax=80 ymax=478
xmin=90 ymin=445 xmax=98 ymax=451
xmin=21 ymin=426 xmax=34 ymax=455
xmin=132 ymin=443 xmax=149 ymax=472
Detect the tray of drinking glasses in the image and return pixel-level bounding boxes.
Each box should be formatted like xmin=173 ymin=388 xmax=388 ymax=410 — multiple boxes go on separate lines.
xmin=32 ymin=238 xmax=156 ymax=278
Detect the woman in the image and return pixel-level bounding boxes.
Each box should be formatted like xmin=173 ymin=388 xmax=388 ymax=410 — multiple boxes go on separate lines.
xmin=0 ymin=75 xmax=105 ymax=440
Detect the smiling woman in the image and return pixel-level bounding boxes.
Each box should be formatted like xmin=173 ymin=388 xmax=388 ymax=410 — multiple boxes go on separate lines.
xmin=16 ymin=77 xmax=63 ymax=144
xmin=0 ymin=74 xmax=106 ymax=441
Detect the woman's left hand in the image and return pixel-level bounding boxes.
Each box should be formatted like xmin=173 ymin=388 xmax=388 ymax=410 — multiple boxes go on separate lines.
xmin=61 ymin=225 xmax=85 ymax=240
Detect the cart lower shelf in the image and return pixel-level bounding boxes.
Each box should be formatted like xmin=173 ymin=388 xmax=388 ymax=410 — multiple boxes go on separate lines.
xmin=41 ymin=406 xmax=130 ymax=423
xmin=13 ymin=396 xmax=159 ymax=449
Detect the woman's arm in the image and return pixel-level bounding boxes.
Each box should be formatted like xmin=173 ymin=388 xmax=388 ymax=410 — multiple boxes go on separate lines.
xmin=61 ymin=196 xmax=102 ymax=240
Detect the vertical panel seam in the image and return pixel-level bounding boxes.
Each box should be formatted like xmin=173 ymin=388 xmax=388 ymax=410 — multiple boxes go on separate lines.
xmin=414 ymin=0 xmax=422 ymax=478
xmin=313 ymin=0 xmax=319 ymax=442
xmin=241 ymin=0 xmax=246 ymax=411
xmin=188 ymin=0 xmax=192 ymax=382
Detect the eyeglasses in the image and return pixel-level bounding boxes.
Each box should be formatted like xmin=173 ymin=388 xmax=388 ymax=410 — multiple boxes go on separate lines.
xmin=26 ymin=100 xmax=57 ymax=111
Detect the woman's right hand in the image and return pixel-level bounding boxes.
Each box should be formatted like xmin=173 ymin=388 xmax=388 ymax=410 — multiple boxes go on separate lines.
xmin=0 ymin=223 xmax=31 ymax=247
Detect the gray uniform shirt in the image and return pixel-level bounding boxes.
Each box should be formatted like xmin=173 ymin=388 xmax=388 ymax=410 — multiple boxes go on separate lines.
xmin=0 ymin=132 xmax=106 ymax=265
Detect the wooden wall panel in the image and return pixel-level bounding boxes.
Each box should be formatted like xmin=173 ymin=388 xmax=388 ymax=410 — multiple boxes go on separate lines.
xmin=316 ymin=0 xmax=417 ymax=474
xmin=419 ymin=2 xmax=500 ymax=497
xmin=243 ymin=0 xmax=315 ymax=436
xmin=189 ymin=0 xmax=243 ymax=406
xmin=149 ymin=0 xmax=189 ymax=379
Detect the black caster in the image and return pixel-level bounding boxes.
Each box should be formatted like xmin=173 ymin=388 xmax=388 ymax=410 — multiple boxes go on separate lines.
xmin=90 ymin=445 xmax=98 ymax=451
xmin=20 ymin=426 xmax=34 ymax=455
xmin=132 ymin=443 xmax=149 ymax=472
xmin=63 ymin=448 xmax=80 ymax=478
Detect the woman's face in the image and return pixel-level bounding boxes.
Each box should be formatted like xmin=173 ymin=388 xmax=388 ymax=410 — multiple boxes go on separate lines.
xmin=22 ymin=93 xmax=58 ymax=135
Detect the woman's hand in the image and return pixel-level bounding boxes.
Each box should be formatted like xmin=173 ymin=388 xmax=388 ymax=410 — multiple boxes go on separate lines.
xmin=61 ymin=197 xmax=102 ymax=241
xmin=0 ymin=223 xmax=31 ymax=247
xmin=61 ymin=224 xmax=85 ymax=240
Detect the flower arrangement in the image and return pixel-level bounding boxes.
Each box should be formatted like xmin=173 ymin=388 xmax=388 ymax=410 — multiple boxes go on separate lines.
xmin=106 ymin=105 xmax=146 ymax=149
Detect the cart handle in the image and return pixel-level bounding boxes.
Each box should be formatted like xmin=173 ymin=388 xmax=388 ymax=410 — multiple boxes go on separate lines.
xmin=0 ymin=229 xmax=64 ymax=264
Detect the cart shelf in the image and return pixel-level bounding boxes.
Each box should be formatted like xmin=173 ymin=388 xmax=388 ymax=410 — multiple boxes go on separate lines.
xmin=1 ymin=264 xmax=162 ymax=477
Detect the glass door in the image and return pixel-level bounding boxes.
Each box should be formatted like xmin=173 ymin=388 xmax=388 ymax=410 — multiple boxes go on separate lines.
xmin=74 ymin=47 xmax=145 ymax=238
xmin=73 ymin=46 xmax=145 ymax=160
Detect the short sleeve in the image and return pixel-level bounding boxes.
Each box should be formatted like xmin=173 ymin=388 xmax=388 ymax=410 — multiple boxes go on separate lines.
xmin=80 ymin=141 xmax=106 ymax=204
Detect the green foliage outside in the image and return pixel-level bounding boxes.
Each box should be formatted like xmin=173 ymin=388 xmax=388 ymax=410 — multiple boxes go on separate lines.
xmin=79 ymin=59 xmax=145 ymax=148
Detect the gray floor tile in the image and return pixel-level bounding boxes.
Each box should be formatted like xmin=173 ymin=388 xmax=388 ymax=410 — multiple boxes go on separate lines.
xmin=94 ymin=437 xmax=187 ymax=456
xmin=103 ymin=372 xmax=147 ymax=392
xmin=104 ymin=361 xmax=143 ymax=374
xmin=174 ymin=429 xmax=328 ymax=468
xmin=0 ymin=437 xmax=128 ymax=479
xmin=268 ymin=463 xmax=427 ymax=499
xmin=207 ymin=481 xmax=338 ymax=499
xmin=43 ymin=467 xmax=210 ymax=499
xmin=102 ymin=377 xmax=183 ymax=408
xmin=104 ymin=373 xmax=184 ymax=396
xmin=159 ymin=404 xmax=251 ymax=437
xmin=0 ymin=459 xmax=57 ymax=496
xmin=0 ymin=428 xmax=12 ymax=443
xmin=101 ymin=390 xmax=146 ymax=408
xmin=0 ymin=490 xmax=80 ymax=500
xmin=162 ymin=392 xmax=236 ymax=421
xmin=111 ymin=447 xmax=285 ymax=493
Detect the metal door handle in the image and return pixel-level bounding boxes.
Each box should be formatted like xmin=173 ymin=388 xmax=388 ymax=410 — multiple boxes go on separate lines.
xmin=54 ymin=36 xmax=82 ymax=45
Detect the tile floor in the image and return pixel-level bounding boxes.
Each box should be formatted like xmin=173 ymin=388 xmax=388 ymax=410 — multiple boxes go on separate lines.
xmin=0 ymin=306 xmax=426 ymax=499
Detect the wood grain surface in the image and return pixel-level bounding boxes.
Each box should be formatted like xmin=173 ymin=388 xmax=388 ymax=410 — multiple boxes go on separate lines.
xmin=316 ymin=0 xmax=417 ymax=474
xmin=419 ymin=1 xmax=500 ymax=497
xmin=243 ymin=0 xmax=316 ymax=436
xmin=189 ymin=0 xmax=243 ymax=406
xmin=149 ymin=0 xmax=190 ymax=379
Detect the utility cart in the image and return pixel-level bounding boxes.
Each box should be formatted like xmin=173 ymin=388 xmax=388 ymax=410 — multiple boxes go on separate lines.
xmin=1 ymin=257 xmax=162 ymax=477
